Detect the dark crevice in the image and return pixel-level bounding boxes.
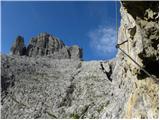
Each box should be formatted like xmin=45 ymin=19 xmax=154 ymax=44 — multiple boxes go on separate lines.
xmin=122 ymin=1 xmax=159 ymax=20
xmin=46 ymin=50 xmax=49 ymax=55
xmin=137 ymin=53 xmax=159 ymax=80
xmin=44 ymin=38 xmax=49 ymax=48
xmin=137 ymin=59 xmax=159 ymax=80
xmin=58 ymin=68 xmax=81 ymax=108
xmin=151 ymin=38 xmax=159 ymax=49
xmin=79 ymin=105 xmax=90 ymax=119
xmin=58 ymin=84 xmax=75 ymax=107
xmin=67 ymin=49 xmax=71 ymax=59
xmin=1 ymin=74 xmax=15 ymax=95
xmin=100 ymin=62 xmax=112 ymax=82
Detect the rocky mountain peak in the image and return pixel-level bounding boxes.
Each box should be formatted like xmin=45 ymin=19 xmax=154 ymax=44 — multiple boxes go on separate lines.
xmin=10 ymin=35 xmax=26 ymax=56
xmin=10 ymin=33 xmax=83 ymax=60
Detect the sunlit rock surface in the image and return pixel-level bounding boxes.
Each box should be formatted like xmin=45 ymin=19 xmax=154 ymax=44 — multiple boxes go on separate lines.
xmin=112 ymin=1 xmax=159 ymax=118
xmin=1 ymin=1 xmax=159 ymax=119
xmin=11 ymin=32 xmax=82 ymax=60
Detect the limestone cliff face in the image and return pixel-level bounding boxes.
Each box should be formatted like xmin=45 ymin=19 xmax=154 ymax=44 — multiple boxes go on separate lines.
xmin=1 ymin=1 xmax=159 ymax=119
xmin=118 ymin=1 xmax=159 ymax=77
xmin=27 ymin=33 xmax=65 ymax=57
xmin=111 ymin=1 xmax=159 ymax=118
xmin=10 ymin=33 xmax=83 ymax=60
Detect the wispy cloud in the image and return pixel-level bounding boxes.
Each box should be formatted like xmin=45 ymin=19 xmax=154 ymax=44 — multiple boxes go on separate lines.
xmin=89 ymin=25 xmax=117 ymax=56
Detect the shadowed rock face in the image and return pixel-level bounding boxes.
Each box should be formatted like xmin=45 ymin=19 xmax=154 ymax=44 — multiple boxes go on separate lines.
xmin=120 ymin=1 xmax=159 ymax=78
xmin=10 ymin=36 xmax=26 ymax=56
xmin=115 ymin=1 xmax=159 ymax=118
xmin=11 ymin=33 xmax=83 ymax=60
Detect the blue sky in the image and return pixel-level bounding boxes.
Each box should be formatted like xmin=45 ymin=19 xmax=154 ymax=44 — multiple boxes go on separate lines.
xmin=1 ymin=1 xmax=121 ymax=60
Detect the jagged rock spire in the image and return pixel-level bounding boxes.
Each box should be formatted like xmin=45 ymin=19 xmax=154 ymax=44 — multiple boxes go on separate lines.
xmin=10 ymin=33 xmax=83 ymax=60
xmin=10 ymin=36 xmax=26 ymax=56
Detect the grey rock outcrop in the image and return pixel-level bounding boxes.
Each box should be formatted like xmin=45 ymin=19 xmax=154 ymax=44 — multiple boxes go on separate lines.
xmin=10 ymin=36 xmax=26 ymax=56
xmin=69 ymin=45 xmax=83 ymax=60
xmin=111 ymin=1 xmax=159 ymax=118
xmin=120 ymin=1 xmax=159 ymax=78
xmin=11 ymin=33 xmax=82 ymax=60
xmin=27 ymin=33 xmax=65 ymax=57
xmin=1 ymin=1 xmax=159 ymax=119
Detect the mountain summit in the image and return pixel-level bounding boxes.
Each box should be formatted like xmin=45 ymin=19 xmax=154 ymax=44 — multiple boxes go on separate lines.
xmin=10 ymin=33 xmax=83 ymax=60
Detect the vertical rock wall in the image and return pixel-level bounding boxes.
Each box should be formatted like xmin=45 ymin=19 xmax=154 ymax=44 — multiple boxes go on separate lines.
xmin=10 ymin=36 xmax=26 ymax=56
xmin=118 ymin=1 xmax=159 ymax=78
xmin=114 ymin=1 xmax=159 ymax=118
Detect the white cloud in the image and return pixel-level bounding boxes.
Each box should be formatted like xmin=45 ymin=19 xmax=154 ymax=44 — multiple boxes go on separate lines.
xmin=89 ymin=25 xmax=117 ymax=56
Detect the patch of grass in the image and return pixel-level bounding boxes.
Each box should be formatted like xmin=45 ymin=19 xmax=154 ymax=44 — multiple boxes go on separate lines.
xmin=97 ymin=105 xmax=104 ymax=113
xmin=70 ymin=113 xmax=80 ymax=119
xmin=97 ymin=101 xmax=110 ymax=113
xmin=105 ymin=101 xmax=110 ymax=106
